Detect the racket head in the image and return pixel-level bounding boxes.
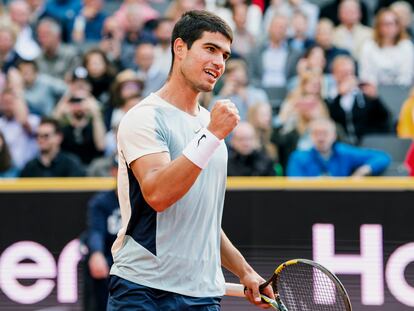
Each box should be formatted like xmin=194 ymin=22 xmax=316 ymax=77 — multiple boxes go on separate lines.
xmin=259 ymin=259 xmax=352 ymax=311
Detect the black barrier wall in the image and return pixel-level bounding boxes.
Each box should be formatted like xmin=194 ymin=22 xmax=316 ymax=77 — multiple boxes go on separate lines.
xmin=1 ymin=179 xmax=414 ymax=310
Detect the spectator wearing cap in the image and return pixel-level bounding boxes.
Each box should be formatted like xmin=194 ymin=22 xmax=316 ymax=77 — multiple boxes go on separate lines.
xmin=20 ymin=117 xmax=85 ymax=177
xmin=134 ymin=42 xmax=167 ymax=97
xmin=35 ymin=18 xmax=80 ymax=80
xmin=53 ymin=66 xmax=106 ymax=166
xmin=16 ymin=59 xmax=67 ymax=116
xmin=105 ymin=69 xmax=143 ymax=135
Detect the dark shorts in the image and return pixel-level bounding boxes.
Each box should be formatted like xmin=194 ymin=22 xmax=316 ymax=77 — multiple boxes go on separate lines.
xmin=107 ymin=275 xmax=222 ymax=310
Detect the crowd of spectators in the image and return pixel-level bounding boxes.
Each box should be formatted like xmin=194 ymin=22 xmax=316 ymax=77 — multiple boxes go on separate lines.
xmin=1 ymin=0 xmax=414 ymax=179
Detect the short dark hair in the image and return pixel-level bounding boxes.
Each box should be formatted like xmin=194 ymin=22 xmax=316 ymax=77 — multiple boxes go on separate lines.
xmin=17 ymin=59 xmax=38 ymax=71
xmin=40 ymin=117 xmax=62 ymax=134
xmin=170 ymin=10 xmax=233 ymax=72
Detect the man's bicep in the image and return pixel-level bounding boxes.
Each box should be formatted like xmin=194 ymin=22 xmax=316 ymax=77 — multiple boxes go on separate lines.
xmin=129 ymin=152 xmax=171 ymax=186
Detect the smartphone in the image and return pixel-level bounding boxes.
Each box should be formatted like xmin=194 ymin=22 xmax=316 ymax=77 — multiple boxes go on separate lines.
xmin=69 ymin=97 xmax=83 ymax=104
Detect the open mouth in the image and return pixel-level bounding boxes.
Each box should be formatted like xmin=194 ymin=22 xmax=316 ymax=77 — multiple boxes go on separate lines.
xmin=204 ymin=69 xmax=219 ymax=79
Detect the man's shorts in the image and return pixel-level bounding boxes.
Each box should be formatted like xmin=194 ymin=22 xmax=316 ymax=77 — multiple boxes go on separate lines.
xmin=107 ymin=275 xmax=222 ymax=310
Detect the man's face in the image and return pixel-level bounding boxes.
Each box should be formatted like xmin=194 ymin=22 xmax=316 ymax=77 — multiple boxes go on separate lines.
xmin=268 ymin=17 xmax=288 ymax=43
xmin=9 ymin=1 xmax=31 ymax=27
xmin=37 ymin=23 xmax=59 ymax=50
xmin=332 ymin=59 xmax=355 ymax=84
xmin=231 ymin=123 xmax=257 ymax=156
xmin=178 ymin=31 xmax=231 ymax=93
xmin=0 ymin=92 xmax=16 ymax=118
xmin=155 ymin=20 xmax=174 ymax=44
xmin=311 ymin=121 xmax=336 ymax=154
xmin=316 ymin=22 xmax=333 ymax=48
xmin=36 ymin=123 xmax=62 ymax=153
xmin=135 ymin=44 xmax=155 ymax=72
xmin=18 ymin=63 xmax=37 ymax=85
xmin=339 ymin=1 xmax=361 ymax=27
xmin=0 ymin=30 xmax=14 ymax=55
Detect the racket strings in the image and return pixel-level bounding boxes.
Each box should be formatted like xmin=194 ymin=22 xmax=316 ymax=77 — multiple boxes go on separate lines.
xmin=276 ymin=263 xmax=349 ymax=311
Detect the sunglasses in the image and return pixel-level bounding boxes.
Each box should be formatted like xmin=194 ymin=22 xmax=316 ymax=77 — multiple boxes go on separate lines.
xmin=36 ymin=132 xmax=55 ymax=139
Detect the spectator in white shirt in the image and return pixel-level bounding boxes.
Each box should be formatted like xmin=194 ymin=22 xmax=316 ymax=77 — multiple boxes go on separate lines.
xmin=359 ymin=8 xmax=414 ymax=86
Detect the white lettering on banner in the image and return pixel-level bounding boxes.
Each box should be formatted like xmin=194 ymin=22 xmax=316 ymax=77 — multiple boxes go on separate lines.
xmin=58 ymin=239 xmax=82 ymax=303
xmin=386 ymin=243 xmax=414 ymax=306
xmin=312 ymin=224 xmax=384 ymax=305
xmin=0 ymin=241 xmax=56 ymax=304
xmin=0 ymin=239 xmax=80 ymax=304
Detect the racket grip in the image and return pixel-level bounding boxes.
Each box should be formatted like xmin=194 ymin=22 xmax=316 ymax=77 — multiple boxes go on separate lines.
xmin=225 ymin=283 xmax=245 ymax=297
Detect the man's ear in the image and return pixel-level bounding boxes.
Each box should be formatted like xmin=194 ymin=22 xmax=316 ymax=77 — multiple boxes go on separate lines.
xmin=173 ymin=38 xmax=186 ymax=60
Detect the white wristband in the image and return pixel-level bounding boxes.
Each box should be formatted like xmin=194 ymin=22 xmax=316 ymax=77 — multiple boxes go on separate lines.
xmin=182 ymin=128 xmax=221 ymax=169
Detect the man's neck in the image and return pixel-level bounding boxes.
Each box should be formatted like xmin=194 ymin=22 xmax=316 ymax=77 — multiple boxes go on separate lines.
xmin=156 ymin=73 xmax=200 ymax=116
xmin=40 ymin=148 xmax=59 ymax=167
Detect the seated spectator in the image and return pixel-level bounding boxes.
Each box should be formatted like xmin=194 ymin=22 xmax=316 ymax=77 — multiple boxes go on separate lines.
xmin=320 ymin=0 xmax=370 ymax=26
xmin=248 ymin=13 xmax=301 ymax=87
xmin=273 ymin=91 xmax=348 ymax=171
xmin=35 ymin=18 xmax=80 ymax=80
xmin=42 ymin=0 xmax=82 ymax=42
xmin=359 ymin=8 xmax=414 ymax=86
xmin=8 ymin=0 xmax=41 ymax=60
xmin=98 ymin=16 xmax=124 ymax=71
xmin=230 ymin=3 xmax=257 ymax=58
xmin=71 ymin=0 xmax=107 ymax=44
xmin=166 ymin=0 xmax=204 ymax=23
xmin=0 ymin=23 xmax=21 ymax=74
xmin=134 ymin=42 xmax=167 ymax=97
xmin=287 ymin=11 xmax=315 ymax=54
xmin=333 ymin=0 xmax=372 ymax=62
xmin=328 ymin=56 xmax=391 ymax=144
xmin=53 ymin=67 xmax=106 ymax=165
xmin=397 ymin=87 xmax=414 ymax=138
xmin=119 ymin=4 xmax=157 ymax=70
xmin=113 ymin=0 xmax=159 ymax=31
xmin=228 ymin=121 xmax=276 ymax=176
xmin=0 ymin=130 xmax=19 ymax=177
xmin=106 ymin=69 xmax=144 ymax=129
xmin=287 ymin=118 xmax=391 ymax=177
xmin=83 ymin=48 xmax=116 ymax=105
xmin=0 ymin=86 xmax=39 ymax=169
xmin=16 ymin=59 xmax=66 ymax=116
xmin=247 ymin=101 xmax=278 ymax=163
xmin=390 ymin=1 xmax=414 ymax=39
xmin=211 ymin=59 xmax=268 ymax=121
xmin=20 ymin=117 xmax=85 ymax=177
xmin=277 ymin=0 xmax=319 ymax=38
xmin=152 ymin=18 xmax=174 ymax=76
xmin=287 ymin=45 xmax=336 ymax=98
xmin=216 ymin=0 xmax=262 ymax=38
xmin=315 ymin=18 xmax=351 ymax=73
xmin=82 ymin=155 xmax=120 ymax=311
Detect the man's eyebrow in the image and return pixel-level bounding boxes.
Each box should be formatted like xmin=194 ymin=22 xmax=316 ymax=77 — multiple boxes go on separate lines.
xmin=203 ymin=42 xmax=231 ymax=57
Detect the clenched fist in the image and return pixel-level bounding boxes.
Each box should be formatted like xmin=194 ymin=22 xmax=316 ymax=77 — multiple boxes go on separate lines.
xmin=208 ymin=99 xmax=240 ymax=140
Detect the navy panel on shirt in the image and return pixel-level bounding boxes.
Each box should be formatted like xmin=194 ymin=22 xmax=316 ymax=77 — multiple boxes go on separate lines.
xmin=126 ymin=167 xmax=157 ymax=255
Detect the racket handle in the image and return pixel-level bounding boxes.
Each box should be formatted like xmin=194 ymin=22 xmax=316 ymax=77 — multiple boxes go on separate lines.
xmin=225 ymin=282 xmax=245 ymax=297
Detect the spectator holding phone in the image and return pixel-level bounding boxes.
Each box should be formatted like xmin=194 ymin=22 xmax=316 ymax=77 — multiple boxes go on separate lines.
xmin=53 ymin=67 xmax=106 ymax=166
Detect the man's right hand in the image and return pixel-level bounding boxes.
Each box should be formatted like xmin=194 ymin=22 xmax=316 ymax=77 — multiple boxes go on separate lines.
xmin=208 ymin=100 xmax=240 ymax=140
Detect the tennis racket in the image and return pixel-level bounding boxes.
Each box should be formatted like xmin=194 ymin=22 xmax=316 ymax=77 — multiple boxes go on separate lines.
xmin=225 ymin=258 xmax=352 ymax=311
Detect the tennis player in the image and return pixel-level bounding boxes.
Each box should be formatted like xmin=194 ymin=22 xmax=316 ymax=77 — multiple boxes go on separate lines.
xmin=108 ymin=10 xmax=274 ymax=310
